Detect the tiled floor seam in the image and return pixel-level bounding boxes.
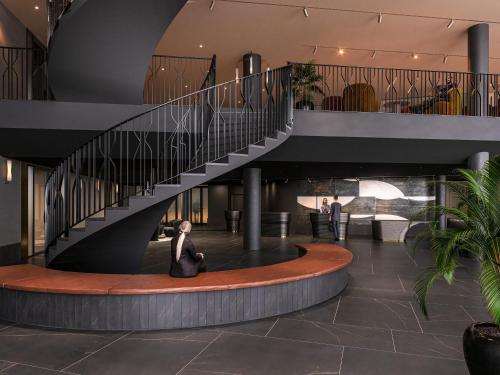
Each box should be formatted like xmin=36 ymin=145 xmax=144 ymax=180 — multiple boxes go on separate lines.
xmin=176 ymin=331 xmax=223 ymax=374
xmin=60 ymin=331 xmax=132 ymax=372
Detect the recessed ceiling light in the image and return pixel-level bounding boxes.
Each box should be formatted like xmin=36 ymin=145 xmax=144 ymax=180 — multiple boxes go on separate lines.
xmin=34 ymin=5 xmax=39 ymax=10
xmin=185 ymin=85 xmax=188 ymax=88
xmin=412 ymin=53 xmax=419 ymax=59
xmin=160 ymin=67 xmax=165 ymax=71
xmin=199 ymin=44 xmax=204 ymax=48
xmin=338 ymin=48 xmax=345 ymax=55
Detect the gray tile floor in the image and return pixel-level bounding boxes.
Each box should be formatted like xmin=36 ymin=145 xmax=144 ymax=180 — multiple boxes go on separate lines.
xmin=5 ymin=233 xmax=487 ymax=374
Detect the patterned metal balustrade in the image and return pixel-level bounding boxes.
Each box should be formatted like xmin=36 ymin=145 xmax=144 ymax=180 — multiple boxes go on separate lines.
xmin=290 ymin=62 xmax=500 ymax=117
xmin=45 ymin=65 xmax=293 ymax=248
xmin=144 ymin=54 xmax=216 ymax=104
xmin=0 ymin=46 xmax=47 ymax=100
xmin=47 ymin=0 xmax=72 ymax=39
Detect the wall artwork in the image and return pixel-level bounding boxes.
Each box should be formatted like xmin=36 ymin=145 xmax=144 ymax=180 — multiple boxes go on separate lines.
xmin=295 ymin=177 xmax=436 ymax=235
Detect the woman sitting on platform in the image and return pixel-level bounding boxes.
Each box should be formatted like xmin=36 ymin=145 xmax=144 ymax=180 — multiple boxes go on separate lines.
xmin=170 ymin=221 xmax=206 ymax=278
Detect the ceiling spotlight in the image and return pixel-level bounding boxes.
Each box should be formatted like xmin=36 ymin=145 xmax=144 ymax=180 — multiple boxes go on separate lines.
xmin=235 ymin=66 xmax=239 ymax=83
xmin=443 ymin=55 xmax=448 ymax=63
xmin=160 ymin=67 xmax=165 ymax=71
xmin=371 ymin=50 xmax=377 ymax=59
xmin=313 ymin=45 xmax=318 ymax=55
xmin=307 ymin=177 xmax=312 ymax=183
xmin=34 ymin=5 xmax=39 ymax=10
xmin=303 ymin=7 xmax=309 ymax=17
xmin=285 ymin=178 xmax=289 ymax=184
xmin=199 ymin=44 xmax=204 ymax=48
xmin=209 ymin=1 xmax=216 ymax=11
xmin=338 ymin=48 xmax=345 ymax=55
xmin=184 ymin=84 xmax=188 ymax=88
xmin=412 ymin=53 xmax=419 ymax=60
xmin=447 ymin=18 xmax=454 ymax=28
xmin=378 ymin=12 xmax=383 ymax=24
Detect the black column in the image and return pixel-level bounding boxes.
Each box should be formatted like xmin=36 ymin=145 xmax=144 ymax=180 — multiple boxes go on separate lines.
xmin=436 ymin=175 xmax=446 ymax=230
xmin=467 ymin=24 xmax=489 ymax=116
xmin=182 ymin=190 xmax=190 ymax=221
xmin=243 ymin=168 xmax=261 ymax=250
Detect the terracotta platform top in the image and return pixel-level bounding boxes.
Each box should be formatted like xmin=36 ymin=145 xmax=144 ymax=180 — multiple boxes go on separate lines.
xmin=0 ymin=243 xmax=352 ymax=295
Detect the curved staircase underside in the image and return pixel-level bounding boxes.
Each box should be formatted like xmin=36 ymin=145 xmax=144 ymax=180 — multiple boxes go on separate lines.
xmin=48 ymin=0 xmax=187 ymax=104
xmin=47 ymin=126 xmax=292 ymax=273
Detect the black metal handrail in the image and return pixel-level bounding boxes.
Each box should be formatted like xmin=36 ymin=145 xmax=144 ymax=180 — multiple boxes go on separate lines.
xmin=47 ymin=0 xmax=72 ymax=39
xmin=290 ymin=62 xmax=498 ymax=117
xmin=0 ymin=46 xmax=47 ymax=100
xmin=44 ymin=65 xmax=293 ymax=249
xmin=144 ymin=54 xmax=216 ymax=104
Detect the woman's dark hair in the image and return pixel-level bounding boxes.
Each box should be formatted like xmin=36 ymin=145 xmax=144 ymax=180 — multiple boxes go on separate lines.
xmin=334 ymin=195 xmax=339 ymax=200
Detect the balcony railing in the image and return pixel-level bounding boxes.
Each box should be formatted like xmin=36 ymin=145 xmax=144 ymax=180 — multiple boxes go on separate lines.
xmin=290 ymin=62 xmax=500 ymax=117
xmin=0 ymin=46 xmax=47 ymax=100
xmin=47 ymin=0 xmax=72 ymax=39
xmin=144 ymin=55 xmax=216 ymax=104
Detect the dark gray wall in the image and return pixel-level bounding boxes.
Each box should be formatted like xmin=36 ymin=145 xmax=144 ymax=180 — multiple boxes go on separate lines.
xmin=0 ymin=155 xmax=21 ymax=265
xmin=207 ymin=184 xmax=229 ymax=230
xmin=48 ymin=0 xmax=187 ymax=104
xmin=0 ymin=3 xmax=27 ymax=47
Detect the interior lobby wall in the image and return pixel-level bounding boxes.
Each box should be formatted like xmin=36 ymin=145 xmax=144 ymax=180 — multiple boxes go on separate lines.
xmin=207 ymin=184 xmax=229 ymax=230
xmin=270 ymin=176 xmax=436 ymax=236
xmin=0 ymin=2 xmax=27 ymax=47
xmin=0 ymin=155 xmax=21 ymax=265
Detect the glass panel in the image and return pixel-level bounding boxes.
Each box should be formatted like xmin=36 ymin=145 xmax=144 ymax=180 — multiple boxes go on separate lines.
xmin=167 ymin=198 xmax=176 ymax=222
xmin=191 ymin=188 xmax=201 ymax=224
xmin=202 ymin=187 xmax=208 ymax=224
xmin=177 ymin=194 xmax=183 ymax=220
xmin=33 ymin=168 xmax=47 ymax=254
xmin=27 ymin=166 xmax=34 ymax=256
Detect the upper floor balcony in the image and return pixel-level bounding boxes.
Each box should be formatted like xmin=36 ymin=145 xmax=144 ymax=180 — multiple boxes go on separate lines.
xmin=290 ymin=62 xmax=499 ymax=118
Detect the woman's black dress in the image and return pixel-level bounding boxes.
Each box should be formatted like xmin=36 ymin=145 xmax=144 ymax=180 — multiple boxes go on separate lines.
xmin=169 ymin=235 xmax=205 ymax=277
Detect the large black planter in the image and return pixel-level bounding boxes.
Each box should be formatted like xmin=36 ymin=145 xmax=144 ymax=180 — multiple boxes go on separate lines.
xmin=225 ymin=210 xmax=241 ymax=233
xmin=463 ymin=322 xmax=500 ymax=375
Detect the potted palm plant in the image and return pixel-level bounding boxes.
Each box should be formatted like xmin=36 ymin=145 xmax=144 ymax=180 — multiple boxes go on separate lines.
xmin=415 ymin=156 xmax=500 ymax=375
xmin=292 ymin=61 xmax=324 ymax=110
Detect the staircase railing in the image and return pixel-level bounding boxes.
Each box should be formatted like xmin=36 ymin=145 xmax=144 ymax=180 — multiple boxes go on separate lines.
xmin=144 ymin=55 xmax=216 ymax=104
xmin=47 ymin=0 xmax=73 ymax=40
xmin=0 ymin=46 xmax=47 ymax=100
xmin=45 ymin=65 xmax=293 ymax=249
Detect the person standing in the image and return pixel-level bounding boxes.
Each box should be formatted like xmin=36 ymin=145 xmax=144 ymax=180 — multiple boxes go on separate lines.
xmin=320 ymin=197 xmax=330 ymax=214
xmin=330 ymin=195 xmax=342 ymax=241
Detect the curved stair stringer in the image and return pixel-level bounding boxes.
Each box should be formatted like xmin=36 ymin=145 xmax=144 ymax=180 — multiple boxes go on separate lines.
xmin=48 ymin=0 xmax=188 ymax=104
xmin=46 ymin=127 xmax=293 ymax=273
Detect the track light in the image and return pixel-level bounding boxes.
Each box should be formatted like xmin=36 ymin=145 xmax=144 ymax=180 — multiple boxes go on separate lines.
xmin=313 ymin=45 xmax=318 ymax=55
xmin=378 ymin=12 xmax=383 ymax=24
xmin=447 ymin=18 xmax=454 ymax=28
xmin=371 ymin=50 xmax=377 ymax=59
xmin=443 ymin=55 xmax=448 ymax=63
xmin=303 ymin=7 xmax=309 ymax=17
xmin=209 ymin=1 xmax=216 ymax=11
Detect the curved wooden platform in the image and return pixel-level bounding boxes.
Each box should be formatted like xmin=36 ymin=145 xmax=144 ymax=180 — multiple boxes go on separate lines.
xmin=0 ymin=243 xmax=352 ymax=331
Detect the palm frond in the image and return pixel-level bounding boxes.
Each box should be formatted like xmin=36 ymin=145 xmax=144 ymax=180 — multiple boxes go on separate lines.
xmin=479 ymin=259 xmax=500 ymax=325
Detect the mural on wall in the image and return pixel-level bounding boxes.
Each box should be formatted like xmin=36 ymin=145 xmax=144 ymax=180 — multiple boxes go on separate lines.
xmin=294 ymin=177 xmax=436 ymax=235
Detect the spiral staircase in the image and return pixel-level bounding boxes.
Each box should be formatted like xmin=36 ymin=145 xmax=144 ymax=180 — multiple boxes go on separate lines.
xmin=44 ymin=5 xmax=294 ymax=272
